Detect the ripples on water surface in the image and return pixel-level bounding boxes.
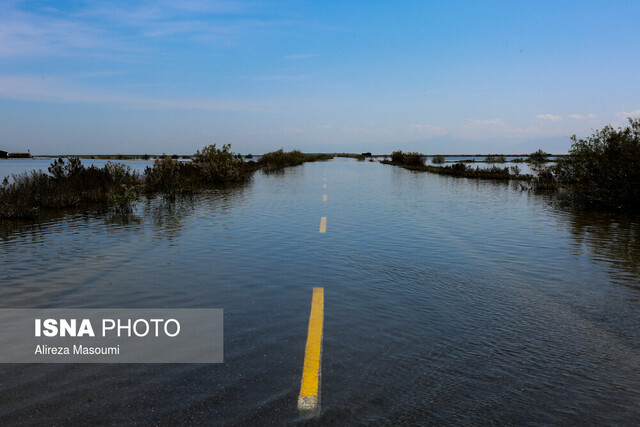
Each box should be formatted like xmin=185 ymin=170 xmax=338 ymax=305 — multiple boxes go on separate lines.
xmin=1 ymin=158 xmax=640 ymax=424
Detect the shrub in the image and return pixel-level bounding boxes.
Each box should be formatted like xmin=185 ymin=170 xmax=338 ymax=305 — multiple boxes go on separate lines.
xmin=144 ymin=156 xmax=185 ymax=194
xmin=485 ymin=154 xmax=506 ymax=163
xmin=431 ymin=155 xmax=445 ymax=164
xmin=1 ymin=158 xmax=142 ymax=219
xmin=527 ymin=149 xmax=550 ymax=165
xmin=258 ymin=148 xmax=306 ymax=171
xmin=390 ymin=150 xmax=405 ymax=163
xmin=555 ymin=118 xmax=640 ymax=210
xmin=532 ymin=167 xmax=557 ymax=192
xmin=193 ymin=144 xmax=236 ymax=165
xmin=0 ymin=145 xmax=329 ymax=219
xmin=191 ymin=144 xmax=249 ymax=183
xmin=389 ymin=150 xmax=424 ymax=167
xmin=48 ymin=157 xmax=83 ymax=180
xmin=402 ymin=152 xmax=425 ymax=167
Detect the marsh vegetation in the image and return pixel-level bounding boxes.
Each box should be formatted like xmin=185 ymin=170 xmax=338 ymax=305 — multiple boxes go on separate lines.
xmin=0 ymin=145 xmax=333 ymax=219
xmin=382 ymin=119 xmax=640 ymax=213
xmin=383 ymin=150 xmax=530 ymax=181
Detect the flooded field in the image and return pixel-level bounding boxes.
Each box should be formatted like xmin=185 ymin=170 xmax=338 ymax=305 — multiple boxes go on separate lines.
xmin=1 ymin=158 xmax=640 ymax=424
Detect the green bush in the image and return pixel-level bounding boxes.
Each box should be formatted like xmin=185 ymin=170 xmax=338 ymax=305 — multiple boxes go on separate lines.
xmin=527 ymin=149 xmax=550 ymax=165
xmin=193 ymin=144 xmax=236 ymax=165
xmin=389 ymin=150 xmax=424 ymax=167
xmin=431 ymin=155 xmax=445 ymax=164
xmin=193 ymin=144 xmax=249 ymax=182
xmin=556 ymin=118 xmax=640 ymax=210
xmin=258 ymin=148 xmax=306 ymax=171
xmin=390 ymin=150 xmax=405 ymax=163
xmin=1 ymin=145 xmax=332 ymax=219
xmin=144 ymin=156 xmax=185 ymax=194
xmin=1 ymin=158 xmax=141 ymax=218
xmin=485 ymin=154 xmax=506 ymax=163
xmin=402 ymin=152 xmax=425 ymax=167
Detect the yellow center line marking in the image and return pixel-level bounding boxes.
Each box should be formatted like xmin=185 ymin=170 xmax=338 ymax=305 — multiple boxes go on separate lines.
xmin=319 ymin=217 xmax=327 ymax=233
xmin=322 ymin=194 xmax=327 ymax=202
xmin=323 ymin=177 xmax=326 ymax=181
xmin=323 ymin=183 xmax=327 ymax=189
xmin=298 ymin=287 xmax=324 ymax=414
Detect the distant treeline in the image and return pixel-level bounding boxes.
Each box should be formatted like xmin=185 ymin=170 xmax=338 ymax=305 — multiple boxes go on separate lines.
xmin=0 ymin=146 xmax=333 ymax=219
xmin=383 ymin=118 xmax=640 ymax=213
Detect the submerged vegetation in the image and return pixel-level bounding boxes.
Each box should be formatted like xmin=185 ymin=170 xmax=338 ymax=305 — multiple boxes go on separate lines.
xmin=0 ymin=159 xmax=141 ymax=218
xmin=256 ymin=149 xmax=332 ymax=172
xmin=0 ymin=145 xmax=333 ymax=219
xmin=383 ymin=118 xmax=640 ymax=213
xmin=383 ymin=150 xmax=530 ymax=181
xmin=431 ymin=154 xmax=445 ymax=164
xmin=485 ymin=154 xmax=506 ymax=163
xmin=4 ymin=119 xmax=639 ymax=219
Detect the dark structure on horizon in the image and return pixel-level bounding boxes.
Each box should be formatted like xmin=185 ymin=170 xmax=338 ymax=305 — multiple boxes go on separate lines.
xmin=361 ymin=152 xmax=372 ymax=158
xmin=5 ymin=150 xmax=32 ymax=159
xmin=0 ymin=150 xmax=7 ymax=159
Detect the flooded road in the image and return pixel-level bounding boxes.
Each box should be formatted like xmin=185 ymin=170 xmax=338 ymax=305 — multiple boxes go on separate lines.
xmin=1 ymin=158 xmax=640 ymax=424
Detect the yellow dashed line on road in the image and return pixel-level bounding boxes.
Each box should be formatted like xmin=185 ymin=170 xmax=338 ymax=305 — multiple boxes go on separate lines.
xmin=319 ymin=217 xmax=326 ymax=233
xmin=323 ymin=184 xmax=327 ymax=189
xmin=298 ymin=287 xmax=324 ymax=414
xmin=322 ymin=195 xmax=327 ymax=202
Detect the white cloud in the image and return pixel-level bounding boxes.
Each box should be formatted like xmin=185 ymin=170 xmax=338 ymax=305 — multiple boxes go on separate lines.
xmin=570 ymin=113 xmax=597 ymax=120
xmin=283 ymin=126 xmax=307 ymax=134
xmin=408 ymin=124 xmax=446 ymax=133
xmin=0 ymin=74 xmax=270 ymax=112
xmin=0 ymin=1 xmax=287 ymax=59
xmin=457 ymin=117 xmax=562 ymax=139
xmin=318 ymin=124 xmax=333 ymax=129
xmin=618 ymin=110 xmax=640 ymax=117
xmin=466 ymin=118 xmax=506 ymax=127
xmin=341 ymin=126 xmax=395 ymax=135
xmin=536 ymin=114 xmax=562 ymax=122
xmin=0 ymin=8 xmax=124 ymax=58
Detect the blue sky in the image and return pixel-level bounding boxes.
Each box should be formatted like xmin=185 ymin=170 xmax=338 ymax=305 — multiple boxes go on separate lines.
xmin=0 ymin=0 xmax=639 ymax=155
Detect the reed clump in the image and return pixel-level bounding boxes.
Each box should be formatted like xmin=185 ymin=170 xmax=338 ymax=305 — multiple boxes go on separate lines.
xmin=390 ymin=151 xmax=426 ymax=167
xmin=257 ymin=149 xmax=333 ymax=172
xmin=1 ymin=158 xmax=141 ymax=218
xmin=143 ymin=144 xmax=254 ymax=196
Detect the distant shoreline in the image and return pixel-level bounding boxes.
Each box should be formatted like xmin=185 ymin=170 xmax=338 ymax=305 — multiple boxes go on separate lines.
xmin=28 ymin=153 xmax=568 ymax=160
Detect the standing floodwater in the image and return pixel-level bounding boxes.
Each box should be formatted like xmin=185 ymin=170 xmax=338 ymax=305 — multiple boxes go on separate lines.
xmin=1 ymin=158 xmax=640 ymax=424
